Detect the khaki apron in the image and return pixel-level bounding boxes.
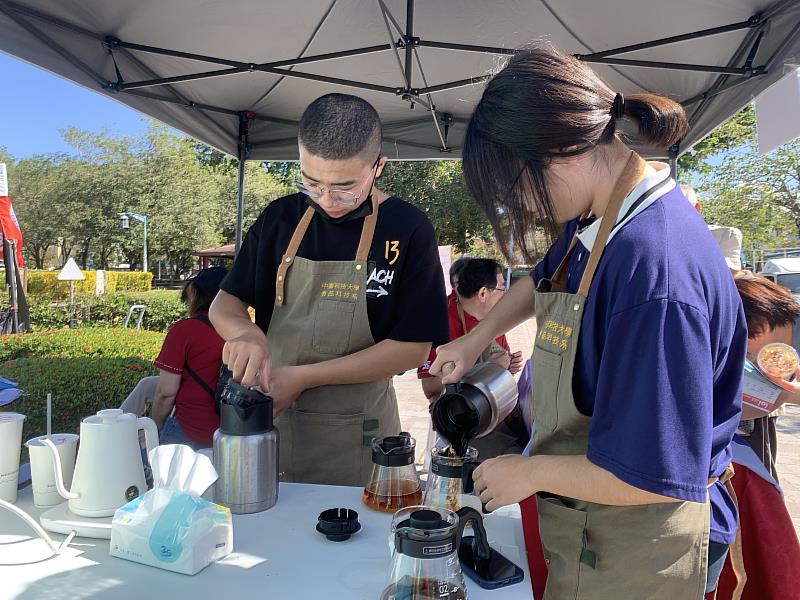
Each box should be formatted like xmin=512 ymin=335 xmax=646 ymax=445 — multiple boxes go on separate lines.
xmin=531 ymin=153 xmax=711 ymax=599
xmin=268 ymin=195 xmax=401 ymax=487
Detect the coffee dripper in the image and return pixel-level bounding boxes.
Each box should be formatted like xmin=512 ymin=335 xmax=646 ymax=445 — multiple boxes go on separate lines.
xmin=381 ymin=506 xmax=490 ymax=600
xmin=362 ymin=433 xmax=422 ymax=513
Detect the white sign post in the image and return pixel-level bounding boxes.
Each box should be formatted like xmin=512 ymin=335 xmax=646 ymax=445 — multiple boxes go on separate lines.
xmin=0 ymin=163 xmax=8 ymax=196
xmin=58 ymin=258 xmax=86 ymax=328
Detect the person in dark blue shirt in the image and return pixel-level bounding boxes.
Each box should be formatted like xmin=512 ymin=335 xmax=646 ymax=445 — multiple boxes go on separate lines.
xmin=431 ymin=44 xmax=746 ymax=598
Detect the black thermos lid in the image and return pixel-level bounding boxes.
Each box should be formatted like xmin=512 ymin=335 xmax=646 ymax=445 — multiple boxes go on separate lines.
xmin=219 ymin=378 xmax=273 ymax=435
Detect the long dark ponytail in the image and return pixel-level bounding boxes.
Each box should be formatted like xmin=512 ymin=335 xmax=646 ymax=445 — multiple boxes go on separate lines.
xmin=464 ymin=44 xmax=688 ymax=263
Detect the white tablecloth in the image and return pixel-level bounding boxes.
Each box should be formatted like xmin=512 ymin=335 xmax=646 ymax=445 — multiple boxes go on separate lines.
xmin=1 ymin=483 xmax=534 ymax=599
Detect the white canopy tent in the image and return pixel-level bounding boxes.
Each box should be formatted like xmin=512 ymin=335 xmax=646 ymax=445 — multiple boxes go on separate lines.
xmin=1 ymin=0 xmax=799 ymax=250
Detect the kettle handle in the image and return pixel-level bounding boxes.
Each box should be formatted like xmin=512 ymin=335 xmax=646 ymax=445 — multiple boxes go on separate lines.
xmin=138 ymin=417 xmax=159 ymax=462
xmin=455 ymin=506 xmax=491 ymax=561
xmin=42 ymin=438 xmax=79 ymax=500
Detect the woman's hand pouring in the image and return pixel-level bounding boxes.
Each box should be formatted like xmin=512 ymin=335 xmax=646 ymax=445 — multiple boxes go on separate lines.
xmin=429 ymin=333 xmax=485 ymax=384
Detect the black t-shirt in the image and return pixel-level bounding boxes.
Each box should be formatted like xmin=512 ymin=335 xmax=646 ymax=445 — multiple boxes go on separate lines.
xmin=221 ymin=193 xmax=449 ymax=346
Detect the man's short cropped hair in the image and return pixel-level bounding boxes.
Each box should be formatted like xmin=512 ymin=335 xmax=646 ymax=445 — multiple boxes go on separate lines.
xmin=457 ymin=259 xmax=503 ymax=299
xmin=298 ymin=93 xmax=382 ymax=160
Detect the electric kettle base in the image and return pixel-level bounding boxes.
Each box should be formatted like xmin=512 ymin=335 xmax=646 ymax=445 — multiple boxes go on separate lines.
xmin=40 ymin=501 xmax=113 ymax=539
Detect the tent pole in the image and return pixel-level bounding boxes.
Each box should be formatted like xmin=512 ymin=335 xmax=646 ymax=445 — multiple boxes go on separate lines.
xmin=403 ymin=0 xmax=415 ymax=88
xmin=234 ymin=112 xmax=253 ymax=257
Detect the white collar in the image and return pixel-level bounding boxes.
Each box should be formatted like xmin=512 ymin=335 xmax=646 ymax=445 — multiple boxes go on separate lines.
xmin=576 ymin=161 xmax=675 ymax=252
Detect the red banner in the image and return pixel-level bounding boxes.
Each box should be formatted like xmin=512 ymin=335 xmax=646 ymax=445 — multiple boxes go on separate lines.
xmin=0 ymin=195 xmax=24 ymax=268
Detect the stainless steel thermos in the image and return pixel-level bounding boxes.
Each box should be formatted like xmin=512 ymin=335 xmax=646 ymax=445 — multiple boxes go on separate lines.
xmin=213 ymin=377 xmax=278 ymax=514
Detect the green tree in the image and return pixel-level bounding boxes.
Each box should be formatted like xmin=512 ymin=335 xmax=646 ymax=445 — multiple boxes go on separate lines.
xmin=213 ymin=162 xmax=295 ymax=242
xmin=678 ymin=105 xmax=755 ymax=175
xmin=60 ymin=128 xmax=140 ymax=269
xmin=6 ymin=156 xmax=64 ymax=268
xmin=680 ymin=104 xmax=800 ymax=251
xmin=379 ymin=160 xmax=493 ymax=253
xmin=138 ymin=129 xmax=222 ymax=276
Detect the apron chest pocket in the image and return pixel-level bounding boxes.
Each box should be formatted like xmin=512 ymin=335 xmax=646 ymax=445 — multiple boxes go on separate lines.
xmin=531 ymin=348 xmax=563 ymax=433
xmin=313 ymin=299 xmax=356 ymax=355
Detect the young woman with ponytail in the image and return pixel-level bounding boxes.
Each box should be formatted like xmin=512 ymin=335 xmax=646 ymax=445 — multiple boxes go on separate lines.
xmin=431 ymin=45 xmax=747 ymax=598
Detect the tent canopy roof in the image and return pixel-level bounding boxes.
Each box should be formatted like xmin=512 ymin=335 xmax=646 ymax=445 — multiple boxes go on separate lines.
xmin=1 ymin=0 xmax=799 ymax=161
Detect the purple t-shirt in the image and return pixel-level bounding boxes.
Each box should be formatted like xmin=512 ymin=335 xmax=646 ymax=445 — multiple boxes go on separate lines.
xmin=532 ymin=185 xmax=746 ymax=545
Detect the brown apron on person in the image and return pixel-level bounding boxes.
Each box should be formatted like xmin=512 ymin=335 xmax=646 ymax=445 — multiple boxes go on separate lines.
xmin=267 ymin=194 xmax=401 ymax=487
xmin=530 ymin=152 xmax=721 ymax=599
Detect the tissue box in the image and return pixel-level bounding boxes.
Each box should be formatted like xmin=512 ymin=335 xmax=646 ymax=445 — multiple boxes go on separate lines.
xmin=742 ymin=360 xmax=783 ymax=413
xmin=111 ymin=488 xmax=233 ymax=575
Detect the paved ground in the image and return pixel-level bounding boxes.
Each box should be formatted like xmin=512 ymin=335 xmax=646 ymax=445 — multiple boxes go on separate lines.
xmin=394 ymin=318 xmax=800 ymax=537
xmin=776 ymin=403 xmax=800 ymax=536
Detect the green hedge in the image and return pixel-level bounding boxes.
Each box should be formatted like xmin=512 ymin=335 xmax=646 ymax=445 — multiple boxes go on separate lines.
xmin=26 ymin=270 xmax=153 ymax=299
xmin=26 ymin=290 xmax=185 ymax=332
xmin=0 ymin=327 xmax=165 ymax=362
xmin=107 ymin=271 xmax=154 ymax=293
xmin=0 ymin=327 xmax=163 ymax=460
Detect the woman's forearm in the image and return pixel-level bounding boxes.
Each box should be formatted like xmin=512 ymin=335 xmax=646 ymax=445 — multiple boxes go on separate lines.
xmin=151 ymin=392 xmax=176 ymax=430
xmin=529 ymin=454 xmax=683 ymax=506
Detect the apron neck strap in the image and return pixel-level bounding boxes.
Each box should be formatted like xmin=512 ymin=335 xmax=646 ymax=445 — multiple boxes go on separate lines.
xmin=550 ymin=235 xmax=579 ymax=289
xmin=576 ymin=151 xmax=647 ymax=297
xmin=274 ymin=195 xmax=380 ymax=306
xmin=355 ymin=192 xmax=380 ymax=262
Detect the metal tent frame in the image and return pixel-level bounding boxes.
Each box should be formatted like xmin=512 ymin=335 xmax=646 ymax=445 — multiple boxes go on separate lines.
xmin=1 ymin=0 xmax=799 ymax=253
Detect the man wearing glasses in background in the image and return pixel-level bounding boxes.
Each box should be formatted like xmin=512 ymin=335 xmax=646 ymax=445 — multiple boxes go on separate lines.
xmin=210 ymin=93 xmax=449 ymax=486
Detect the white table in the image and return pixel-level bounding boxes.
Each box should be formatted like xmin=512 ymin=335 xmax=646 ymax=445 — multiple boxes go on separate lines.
xmin=1 ymin=483 xmax=534 ymax=599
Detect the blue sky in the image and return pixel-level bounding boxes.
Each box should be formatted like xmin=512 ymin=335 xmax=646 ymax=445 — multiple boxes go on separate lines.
xmin=0 ymin=52 xmax=150 ymax=158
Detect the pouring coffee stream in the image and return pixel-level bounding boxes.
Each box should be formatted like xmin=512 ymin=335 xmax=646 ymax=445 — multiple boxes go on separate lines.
xmin=432 ymin=361 xmax=519 ymax=458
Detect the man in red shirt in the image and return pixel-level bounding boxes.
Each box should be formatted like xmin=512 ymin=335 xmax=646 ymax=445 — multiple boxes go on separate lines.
xmin=121 ymin=267 xmax=227 ymax=449
xmin=418 ymin=258 xmax=525 ymax=457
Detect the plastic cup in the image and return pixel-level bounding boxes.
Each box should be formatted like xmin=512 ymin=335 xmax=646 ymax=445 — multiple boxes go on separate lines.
xmin=25 ymin=433 xmax=80 ymax=508
xmin=0 ymin=412 xmax=26 ymax=503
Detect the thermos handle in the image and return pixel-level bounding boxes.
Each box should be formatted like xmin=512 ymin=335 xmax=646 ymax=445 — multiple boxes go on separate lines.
xmin=455 ymin=507 xmax=492 ymax=561
xmin=138 ymin=417 xmax=159 ymax=463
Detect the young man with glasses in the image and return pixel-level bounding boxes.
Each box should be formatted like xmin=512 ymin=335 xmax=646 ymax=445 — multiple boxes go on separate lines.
xmin=210 ymin=93 xmax=449 ymax=486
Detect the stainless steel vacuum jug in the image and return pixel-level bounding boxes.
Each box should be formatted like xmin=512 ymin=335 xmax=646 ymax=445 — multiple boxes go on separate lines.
xmin=213 ymin=378 xmax=278 ymax=514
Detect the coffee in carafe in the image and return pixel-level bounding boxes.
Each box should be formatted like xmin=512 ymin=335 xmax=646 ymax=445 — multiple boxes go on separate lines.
xmin=380 ymin=576 xmax=467 ymax=600
xmin=423 ymin=446 xmax=481 ymax=512
xmin=381 ymin=506 xmax=491 ymax=600
xmin=363 ymin=433 xmax=422 ymax=513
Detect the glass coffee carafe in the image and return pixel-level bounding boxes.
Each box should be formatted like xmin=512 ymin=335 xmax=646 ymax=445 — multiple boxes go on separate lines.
xmin=381 ymin=505 xmax=490 ymax=600
xmin=363 ymin=433 xmax=422 ymax=513
xmin=423 ymin=446 xmax=481 ymax=512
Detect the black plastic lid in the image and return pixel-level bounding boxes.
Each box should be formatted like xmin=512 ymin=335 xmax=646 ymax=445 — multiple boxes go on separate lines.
xmin=219 ymin=378 xmax=273 ymax=435
xmin=372 ymin=433 xmax=415 ymax=467
xmin=394 ymin=509 xmax=455 ymax=559
xmin=409 ymin=509 xmax=446 ymax=530
xmin=316 ymin=508 xmax=361 ymax=542
xmin=431 ymin=384 xmax=490 ymax=456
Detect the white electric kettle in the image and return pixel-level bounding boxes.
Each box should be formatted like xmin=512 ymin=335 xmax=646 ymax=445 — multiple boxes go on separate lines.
xmin=44 ymin=409 xmax=158 ymax=517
